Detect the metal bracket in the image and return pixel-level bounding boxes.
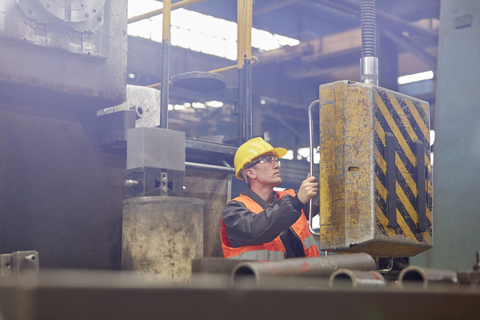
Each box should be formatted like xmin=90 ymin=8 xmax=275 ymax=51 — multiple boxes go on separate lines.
xmin=0 ymin=251 xmax=39 ymax=284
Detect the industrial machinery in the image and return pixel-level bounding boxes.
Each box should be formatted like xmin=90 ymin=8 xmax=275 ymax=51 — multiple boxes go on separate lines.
xmin=119 ymin=0 xmax=256 ymax=283
xmin=316 ymin=81 xmax=432 ymax=257
xmin=306 ymin=0 xmax=433 ymax=261
xmin=0 ymin=0 xmax=127 ymax=110
xmin=0 ymin=0 xmax=479 ymax=318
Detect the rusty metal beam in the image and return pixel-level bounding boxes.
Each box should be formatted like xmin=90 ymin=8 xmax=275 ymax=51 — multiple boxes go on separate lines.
xmin=261 ymin=106 xmax=308 ymax=144
xmin=254 ymin=0 xmax=301 ymax=15
xmin=1 ymin=270 xmax=480 ymax=320
xmin=311 ymin=0 xmax=438 ymax=43
xmin=381 ymin=28 xmax=437 ymax=72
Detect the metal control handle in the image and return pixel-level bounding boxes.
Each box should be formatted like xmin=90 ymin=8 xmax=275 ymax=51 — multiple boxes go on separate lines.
xmin=307 ymin=99 xmax=334 ymax=238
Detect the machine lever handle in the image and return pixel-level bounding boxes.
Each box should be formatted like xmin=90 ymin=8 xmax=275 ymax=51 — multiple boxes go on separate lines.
xmin=308 ymin=99 xmax=333 ymax=239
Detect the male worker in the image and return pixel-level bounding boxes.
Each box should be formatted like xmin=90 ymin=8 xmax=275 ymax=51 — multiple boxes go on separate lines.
xmin=221 ymin=137 xmax=320 ymax=260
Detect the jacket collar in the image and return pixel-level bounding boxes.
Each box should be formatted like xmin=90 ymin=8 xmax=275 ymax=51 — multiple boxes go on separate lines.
xmin=243 ymin=185 xmax=278 ymax=210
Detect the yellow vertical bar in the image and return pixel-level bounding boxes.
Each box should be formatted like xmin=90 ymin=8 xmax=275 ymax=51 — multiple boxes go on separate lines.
xmin=244 ymin=0 xmax=253 ymax=60
xmin=163 ymin=0 xmax=171 ymax=43
xmin=237 ymin=0 xmax=245 ymax=68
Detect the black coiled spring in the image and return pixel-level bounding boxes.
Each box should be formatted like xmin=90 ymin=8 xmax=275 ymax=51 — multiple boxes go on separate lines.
xmin=361 ymin=0 xmax=376 ymax=57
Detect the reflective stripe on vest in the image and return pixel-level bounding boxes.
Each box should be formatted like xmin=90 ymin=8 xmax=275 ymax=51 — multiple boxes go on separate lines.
xmin=303 ymin=235 xmax=317 ymax=250
xmin=228 ymin=250 xmax=285 ymax=260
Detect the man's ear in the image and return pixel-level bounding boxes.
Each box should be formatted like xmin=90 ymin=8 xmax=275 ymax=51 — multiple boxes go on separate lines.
xmin=245 ymin=168 xmax=256 ymax=180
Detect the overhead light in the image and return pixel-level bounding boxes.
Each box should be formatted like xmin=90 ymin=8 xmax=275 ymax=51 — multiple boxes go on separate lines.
xmin=192 ymin=102 xmax=206 ymax=109
xmin=205 ymin=101 xmax=223 ymax=108
xmin=398 ymin=71 xmax=434 ymax=85
xmin=283 ymin=150 xmax=294 ymax=160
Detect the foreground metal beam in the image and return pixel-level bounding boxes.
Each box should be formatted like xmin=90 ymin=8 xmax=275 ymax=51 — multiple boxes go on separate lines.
xmin=0 ymin=271 xmax=479 ymax=320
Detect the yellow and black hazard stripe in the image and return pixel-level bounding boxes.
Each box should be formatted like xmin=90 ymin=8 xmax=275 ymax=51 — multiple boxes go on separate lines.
xmin=373 ymin=89 xmax=433 ymax=243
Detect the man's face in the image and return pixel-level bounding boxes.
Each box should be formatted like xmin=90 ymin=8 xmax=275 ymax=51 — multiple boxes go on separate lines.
xmin=247 ymin=153 xmax=282 ymax=187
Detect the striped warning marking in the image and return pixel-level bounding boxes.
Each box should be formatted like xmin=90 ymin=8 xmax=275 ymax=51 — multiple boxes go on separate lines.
xmin=374 ymin=89 xmax=433 ymax=242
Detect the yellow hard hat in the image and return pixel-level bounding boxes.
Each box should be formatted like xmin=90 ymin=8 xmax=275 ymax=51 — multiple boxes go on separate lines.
xmin=234 ymin=137 xmax=287 ymax=180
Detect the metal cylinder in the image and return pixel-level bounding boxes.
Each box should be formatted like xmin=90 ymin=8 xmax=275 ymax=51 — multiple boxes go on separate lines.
xmin=398 ymin=266 xmax=458 ymax=289
xmin=122 ymin=196 xmax=204 ymax=284
xmin=329 ymin=269 xmax=385 ymax=288
xmin=360 ymin=0 xmax=379 ymax=85
xmin=360 ymin=56 xmax=379 ymax=85
xmin=231 ymin=253 xmax=376 ymax=285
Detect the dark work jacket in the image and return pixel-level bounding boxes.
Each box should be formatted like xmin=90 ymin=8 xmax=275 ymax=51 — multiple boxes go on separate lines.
xmin=221 ymin=186 xmax=318 ymax=258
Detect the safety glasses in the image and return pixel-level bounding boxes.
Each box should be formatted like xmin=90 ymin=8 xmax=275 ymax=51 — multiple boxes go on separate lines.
xmin=247 ymin=156 xmax=281 ymax=169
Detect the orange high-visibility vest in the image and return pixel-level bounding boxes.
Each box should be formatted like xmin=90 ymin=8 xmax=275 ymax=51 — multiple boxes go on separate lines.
xmin=221 ymin=189 xmax=320 ymax=260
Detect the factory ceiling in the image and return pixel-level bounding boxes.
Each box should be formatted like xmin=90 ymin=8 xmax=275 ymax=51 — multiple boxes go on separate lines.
xmin=126 ymin=0 xmax=440 ymax=151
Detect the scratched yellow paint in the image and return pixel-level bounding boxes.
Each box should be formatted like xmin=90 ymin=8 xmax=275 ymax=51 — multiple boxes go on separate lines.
xmin=388 ymin=92 xmax=419 ymax=143
xmin=375 ymin=203 xmax=397 ymax=237
xmin=319 ymin=82 xmax=344 ymax=246
xmin=318 ymin=81 xmax=432 ymax=256
xmin=405 ymin=99 xmax=430 ymax=142
xmin=375 ymin=147 xmax=386 ymax=173
xmin=375 ymin=175 xmax=418 ymax=240
xmin=375 ymin=139 xmax=417 ymax=196
xmin=375 ymin=118 xmax=386 ymax=146
xmin=396 ymin=208 xmax=417 ymax=240
xmin=397 ymin=181 xmax=419 ymax=224
xmin=426 ymin=207 xmax=433 ymax=225
xmin=425 ymin=154 xmax=431 ymax=167
xmin=396 ymin=153 xmax=418 ymax=195
xmin=375 ymin=90 xmax=417 ymax=166
xmin=427 ymin=179 xmax=433 ymax=197
xmin=376 ymin=176 xmax=388 ymax=200
xmin=422 ymin=217 xmax=432 ymax=243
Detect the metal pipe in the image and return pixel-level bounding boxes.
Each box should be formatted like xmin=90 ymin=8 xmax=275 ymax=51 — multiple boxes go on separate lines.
xmin=308 ymin=100 xmax=320 ymax=237
xmin=329 ymin=269 xmax=385 ymax=288
xmin=231 ymin=253 xmax=377 ymax=286
xmin=244 ymin=59 xmax=253 ymax=141
xmin=308 ymin=99 xmax=333 ymax=255
xmin=127 ymin=0 xmax=208 ymax=24
xmin=237 ymin=0 xmax=245 ymax=69
xmin=243 ymin=0 xmax=253 ymax=141
xmin=124 ymin=180 xmax=140 ymax=187
xmin=185 ymin=162 xmax=235 ymax=174
xmin=398 ymin=266 xmax=458 ymax=289
xmin=236 ymin=0 xmax=246 ymax=144
xmin=159 ymin=0 xmax=171 ymax=129
xmin=378 ymin=257 xmax=394 ymax=273
xmin=237 ymin=65 xmax=246 ymax=144
xmin=245 ymin=0 xmax=253 ymax=61
xmin=147 ymin=56 xmax=259 ymax=89
xmin=209 ymin=56 xmax=259 ymax=74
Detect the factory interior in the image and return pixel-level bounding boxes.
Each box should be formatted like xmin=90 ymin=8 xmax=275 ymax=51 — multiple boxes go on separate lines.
xmin=0 ymin=0 xmax=480 ymax=318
